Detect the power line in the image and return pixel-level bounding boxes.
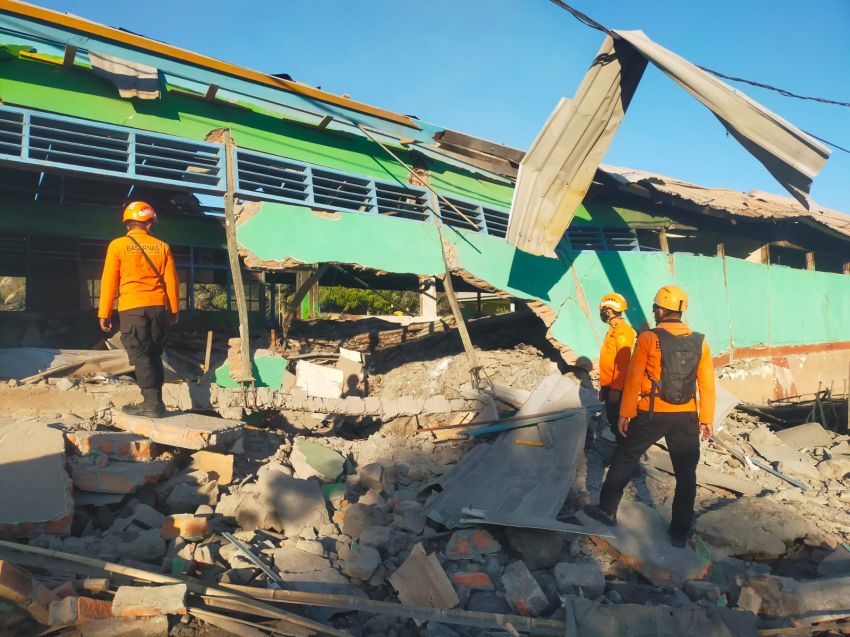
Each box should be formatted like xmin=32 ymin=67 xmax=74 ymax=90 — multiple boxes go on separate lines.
xmin=696 ymin=66 xmax=850 ymax=109
xmin=546 ymin=0 xmax=850 ymax=154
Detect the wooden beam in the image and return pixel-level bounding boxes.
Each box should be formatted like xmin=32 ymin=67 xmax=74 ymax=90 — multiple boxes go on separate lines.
xmin=658 ymin=228 xmax=670 ymax=253
xmin=283 ymin=264 xmax=329 ymax=336
xmin=716 ymin=241 xmax=725 ymax=258
xmin=843 ymin=262 xmax=850 ymax=275
xmin=222 ymin=130 xmax=253 ymax=383
xmin=204 ymin=84 xmax=219 ymax=100
xmin=806 ymin=251 xmax=816 ymax=271
xmin=62 ymin=44 xmax=76 ymax=66
xmin=317 ymin=115 xmax=333 ymax=130
xmin=761 ymin=243 xmax=771 ymax=265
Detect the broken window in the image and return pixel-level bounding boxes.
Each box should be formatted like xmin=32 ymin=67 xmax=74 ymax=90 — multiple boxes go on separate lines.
xmin=564 ymin=226 xmax=641 ymax=252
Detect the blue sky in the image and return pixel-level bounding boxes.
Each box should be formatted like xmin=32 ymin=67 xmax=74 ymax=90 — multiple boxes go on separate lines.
xmin=34 ymin=0 xmax=850 ymax=211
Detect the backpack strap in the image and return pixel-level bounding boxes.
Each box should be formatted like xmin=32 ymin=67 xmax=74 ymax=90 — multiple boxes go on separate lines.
xmin=126 ymin=234 xmax=168 ymax=291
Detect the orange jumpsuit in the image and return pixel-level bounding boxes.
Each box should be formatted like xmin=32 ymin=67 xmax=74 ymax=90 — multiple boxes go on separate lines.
xmin=598 ymin=316 xmax=636 ymax=391
xmin=98 ymin=229 xmax=179 ymax=319
xmin=619 ymin=319 xmax=715 ymax=423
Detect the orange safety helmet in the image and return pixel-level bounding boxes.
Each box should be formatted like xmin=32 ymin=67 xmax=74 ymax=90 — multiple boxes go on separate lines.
xmin=654 ymin=285 xmax=688 ymax=312
xmin=599 ymin=292 xmax=628 ymax=313
xmin=122 ymin=201 xmax=157 ymax=224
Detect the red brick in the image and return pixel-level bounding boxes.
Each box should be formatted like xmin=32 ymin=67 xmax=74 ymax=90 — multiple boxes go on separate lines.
xmin=69 ymin=458 xmax=172 ymax=494
xmin=0 ymin=560 xmax=56 ymax=624
xmin=450 ymin=571 xmax=494 ymax=590
xmin=161 ymin=514 xmax=209 ymax=541
xmin=49 ymin=595 xmax=113 ymax=625
xmin=66 ymin=432 xmax=157 ymax=462
xmin=445 ymin=529 xmax=500 ymax=561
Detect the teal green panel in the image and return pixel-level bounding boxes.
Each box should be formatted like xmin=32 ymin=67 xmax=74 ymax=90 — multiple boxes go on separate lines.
xmin=214 ymin=355 xmax=288 ymax=390
xmin=238 ymin=204 xmax=445 ymax=275
xmin=673 ymin=254 xmax=732 ymax=354
xmin=768 ymin=266 xmax=850 ymax=346
xmin=0 ymin=199 xmax=226 ymax=248
xmin=724 ymin=259 xmax=771 ymax=348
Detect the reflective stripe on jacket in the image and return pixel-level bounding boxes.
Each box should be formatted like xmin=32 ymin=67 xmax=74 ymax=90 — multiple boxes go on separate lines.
xmin=98 ymin=229 xmax=179 ymax=318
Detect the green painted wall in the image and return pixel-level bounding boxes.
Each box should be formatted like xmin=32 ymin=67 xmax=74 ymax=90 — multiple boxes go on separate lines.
xmin=237 ymin=202 xmax=850 ymax=359
xmin=0 ymin=199 xmax=226 ymax=248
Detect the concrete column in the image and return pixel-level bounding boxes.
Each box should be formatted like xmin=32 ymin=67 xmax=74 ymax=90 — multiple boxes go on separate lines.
xmin=418 ymin=276 xmax=438 ymax=320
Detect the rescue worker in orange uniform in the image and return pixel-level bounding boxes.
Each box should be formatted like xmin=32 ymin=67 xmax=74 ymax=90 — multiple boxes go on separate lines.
xmin=98 ymin=202 xmax=179 ymax=417
xmin=585 ymin=285 xmax=715 ymax=547
xmin=597 ymin=293 xmax=636 ymax=438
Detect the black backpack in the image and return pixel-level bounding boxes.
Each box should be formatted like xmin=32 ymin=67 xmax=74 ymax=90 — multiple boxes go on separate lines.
xmin=647 ymin=328 xmax=704 ymax=411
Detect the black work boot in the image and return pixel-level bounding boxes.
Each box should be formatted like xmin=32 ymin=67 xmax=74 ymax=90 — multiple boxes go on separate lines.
xmin=122 ymin=388 xmax=166 ymax=418
xmin=668 ymin=525 xmax=689 ymax=549
xmin=583 ymin=504 xmax=617 ymax=527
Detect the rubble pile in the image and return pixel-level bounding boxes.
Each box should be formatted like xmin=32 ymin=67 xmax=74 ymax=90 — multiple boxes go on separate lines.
xmin=0 ymin=318 xmax=848 ymax=636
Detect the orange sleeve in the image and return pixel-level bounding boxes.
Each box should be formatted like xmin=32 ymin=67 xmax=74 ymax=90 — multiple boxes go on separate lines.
xmin=163 ymin=245 xmax=180 ymax=314
xmin=696 ymin=339 xmax=715 ymax=424
xmin=598 ymin=332 xmax=615 ymax=388
xmin=610 ymin=326 xmax=635 ymax=390
xmin=97 ymin=240 xmax=121 ymax=319
xmin=619 ymin=331 xmax=652 ymax=419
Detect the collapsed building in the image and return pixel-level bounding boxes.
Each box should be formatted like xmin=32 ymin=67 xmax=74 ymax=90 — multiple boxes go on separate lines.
xmin=1 ymin=1 xmax=850 ymax=636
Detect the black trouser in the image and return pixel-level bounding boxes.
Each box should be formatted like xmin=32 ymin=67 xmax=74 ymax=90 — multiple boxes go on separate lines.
xmin=599 ymin=386 xmax=623 ymax=440
xmin=119 ymin=306 xmax=168 ymax=391
xmin=598 ymin=410 xmax=700 ymax=536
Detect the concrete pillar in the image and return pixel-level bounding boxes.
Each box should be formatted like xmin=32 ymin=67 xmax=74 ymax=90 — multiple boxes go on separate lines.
xmin=418 ymin=276 xmax=438 ymax=321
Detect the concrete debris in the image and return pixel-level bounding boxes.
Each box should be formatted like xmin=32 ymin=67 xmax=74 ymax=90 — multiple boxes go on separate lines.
xmin=0 ymin=421 xmax=73 ymax=537
xmin=112 ymin=411 xmax=244 ymax=450
xmin=578 ymin=501 xmax=711 ymax=586
xmin=68 ymin=456 xmax=172 ymax=494
xmin=501 ymin=560 xmax=548 ymax=617
xmin=4 ymin=318 xmax=850 ymax=636
xmin=775 ymin=421 xmax=833 ymax=450
xmin=289 ymin=437 xmax=345 ymax=482
xmin=554 ymin=561 xmax=606 ymax=598
xmin=66 ymin=431 xmax=158 ymax=462
xmin=80 ymin=615 xmax=170 ymax=636
xmin=744 ymin=573 xmax=850 ymax=624
xmin=48 ymin=595 xmax=112 ymax=625
xmin=295 ymin=360 xmax=344 ymax=398
xmin=188 ymin=450 xmax=234 ymax=485
xmin=390 ymin=543 xmax=459 ymax=610
xmin=111 ymin=583 xmax=187 ymax=617
xmin=694 ymin=496 xmax=816 ymax=559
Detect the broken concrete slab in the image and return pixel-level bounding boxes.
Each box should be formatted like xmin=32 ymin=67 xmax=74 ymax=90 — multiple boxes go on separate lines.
xmin=188 ymin=450 xmax=233 ymax=485
xmin=505 ymin=527 xmax=563 ymax=570
xmin=501 ymin=560 xmax=548 ymax=617
xmin=273 ymin=546 xmax=331 ymax=574
xmin=775 ymin=422 xmax=832 ymax=451
xmin=747 ymin=427 xmax=821 ymax=481
xmin=646 ymin=446 xmax=761 ymax=496
xmin=0 ymin=421 xmax=73 ymax=537
xmin=343 ymin=544 xmax=381 ymax=580
xmin=342 ymin=503 xmax=388 ymax=540
xmin=112 ymin=411 xmax=243 ymax=450
xmin=554 ymin=561 xmax=606 ymax=598
xmin=259 ymin=471 xmax=331 ymax=537
xmin=295 ymin=360 xmax=343 ymax=399
xmin=80 ymin=615 xmax=169 ymax=637
xmin=817 ymin=544 xmax=850 ymax=578
xmin=111 ymin=583 xmax=187 ymax=617
xmin=66 ymin=431 xmax=158 ymax=462
xmin=68 ymin=457 xmax=172 ymax=494
xmin=745 ymin=573 xmax=850 ymax=625
xmin=562 ymin=594 xmax=754 ymax=637
xmin=695 ymin=497 xmax=815 ymax=559
xmin=289 ymin=438 xmax=345 ymax=482
xmin=390 ymin=543 xmax=458 ymax=610
xmin=577 ymin=501 xmax=710 ymax=586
